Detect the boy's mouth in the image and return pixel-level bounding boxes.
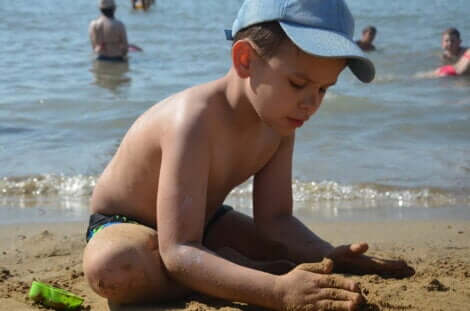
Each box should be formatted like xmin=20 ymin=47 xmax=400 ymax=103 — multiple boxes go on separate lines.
xmin=287 ymin=117 xmax=305 ymax=128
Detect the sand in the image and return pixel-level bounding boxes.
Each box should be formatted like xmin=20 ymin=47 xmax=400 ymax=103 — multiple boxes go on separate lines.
xmin=1 ymin=220 xmax=469 ymax=311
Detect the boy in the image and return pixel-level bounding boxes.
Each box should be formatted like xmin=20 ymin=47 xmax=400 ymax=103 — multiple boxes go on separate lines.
xmin=355 ymin=26 xmax=377 ymax=52
xmin=83 ymin=0 xmax=414 ymax=310
xmin=89 ymin=0 xmax=128 ymax=62
xmin=440 ymin=28 xmax=467 ymax=65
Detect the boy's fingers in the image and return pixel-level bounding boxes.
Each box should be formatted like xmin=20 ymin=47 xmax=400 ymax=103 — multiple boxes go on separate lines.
xmin=295 ymin=258 xmax=334 ymax=274
xmin=315 ymin=300 xmax=361 ymax=311
xmin=316 ymin=276 xmax=360 ymax=292
xmin=316 ymin=289 xmax=364 ymax=304
xmin=329 ymin=243 xmax=368 ymax=259
xmin=350 ymin=243 xmax=368 ymax=254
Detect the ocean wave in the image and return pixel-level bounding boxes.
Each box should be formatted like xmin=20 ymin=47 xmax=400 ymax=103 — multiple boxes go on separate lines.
xmin=227 ymin=179 xmax=470 ymax=209
xmin=1 ymin=175 xmax=468 ymax=210
xmin=0 ymin=174 xmax=96 ymax=197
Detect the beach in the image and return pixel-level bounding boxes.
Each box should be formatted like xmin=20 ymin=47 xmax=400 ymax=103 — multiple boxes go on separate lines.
xmin=1 ymin=220 xmax=469 ymax=311
xmin=1 ymin=0 xmax=470 ymax=310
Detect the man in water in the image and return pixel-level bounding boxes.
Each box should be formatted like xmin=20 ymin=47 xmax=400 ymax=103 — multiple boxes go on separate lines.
xmin=440 ymin=28 xmax=467 ymax=65
xmin=356 ymin=26 xmax=377 ymax=52
xmin=435 ymin=28 xmax=470 ymax=77
xmin=89 ymin=0 xmax=128 ymax=62
xmin=131 ymin=0 xmax=154 ymax=10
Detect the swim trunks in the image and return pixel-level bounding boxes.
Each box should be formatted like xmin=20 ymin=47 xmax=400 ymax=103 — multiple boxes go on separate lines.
xmin=85 ymin=205 xmax=233 ymax=243
xmin=203 ymin=205 xmax=233 ymax=242
xmin=86 ymin=214 xmax=140 ymax=242
xmin=437 ymin=65 xmax=457 ymax=77
xmin=96 ymin=55 xmax=126 ymax=62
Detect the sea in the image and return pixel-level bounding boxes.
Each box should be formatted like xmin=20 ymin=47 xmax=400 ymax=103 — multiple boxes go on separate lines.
xmin=1 ymin=0 xmax=469 ymax=225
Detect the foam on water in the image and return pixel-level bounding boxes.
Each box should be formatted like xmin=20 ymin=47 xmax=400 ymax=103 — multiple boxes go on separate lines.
xmin=1 ymin=175 xmax=468 ymax=211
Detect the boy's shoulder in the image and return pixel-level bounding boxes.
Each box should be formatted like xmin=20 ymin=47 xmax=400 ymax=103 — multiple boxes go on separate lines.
xmin=170 ymin=80 xmax=228 ymax=117
xmin=144 ymin=80 xmax=230 ymax=135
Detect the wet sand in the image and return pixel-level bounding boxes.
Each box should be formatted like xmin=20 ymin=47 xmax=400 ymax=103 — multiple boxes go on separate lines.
xmin=1 ymin=220 xmax=469 ymax=311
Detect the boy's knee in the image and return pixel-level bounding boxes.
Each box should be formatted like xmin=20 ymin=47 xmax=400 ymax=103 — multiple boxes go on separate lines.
xmin=83 ymin=231 xmax=161 ymax=303
xmin=83 ymin=243 xmax=131 ymax=302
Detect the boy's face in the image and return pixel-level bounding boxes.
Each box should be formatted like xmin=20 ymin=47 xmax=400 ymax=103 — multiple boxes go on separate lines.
xmin=441 ymin=34 xmax=461 ymax=55
xmin=248 ymin=40 xmax=346 ymax=136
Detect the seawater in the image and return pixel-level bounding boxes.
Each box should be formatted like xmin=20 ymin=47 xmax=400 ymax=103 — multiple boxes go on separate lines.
xmin=1 ymin=0 xmax=469 ymax=224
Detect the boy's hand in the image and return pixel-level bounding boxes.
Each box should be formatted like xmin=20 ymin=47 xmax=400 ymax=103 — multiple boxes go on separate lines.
xmin=275 ymin=263 xmax=364 ymax=311
xmin=295 ymin=258 xmax=334 ymax=274
xmin=326 ymin=243 xmax=415 ymax=278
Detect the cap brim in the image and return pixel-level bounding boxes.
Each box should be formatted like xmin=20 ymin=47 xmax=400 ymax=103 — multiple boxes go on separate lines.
xmin=280 ymin=22 xmax=375 ymax=83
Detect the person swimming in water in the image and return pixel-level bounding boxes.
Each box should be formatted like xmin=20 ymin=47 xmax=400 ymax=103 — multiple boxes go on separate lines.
xmin=435 ymin=28 xmax=470 ymax=77
xmin=440 ymin=28 xmax=467 ymax=65
xmin=131 ymin=0 xmax=154 ymax=11
xmin=355 ymin=26 xmax=377 ymax=52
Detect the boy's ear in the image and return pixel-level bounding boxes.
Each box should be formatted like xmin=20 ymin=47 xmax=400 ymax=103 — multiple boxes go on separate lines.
xmin=232 ymin=40 xmax=256 ymax=79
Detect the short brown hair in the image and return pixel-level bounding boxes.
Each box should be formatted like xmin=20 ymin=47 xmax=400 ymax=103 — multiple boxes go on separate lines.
xmin=100 ymin=8 xmax=115 ymax=18
xmin=233 ymin=21 xmax=288 ymax=58
xmin=443 ymin=27 xmax=460 ymax=39
xmin=363 ymin=26 xmax=377 ymax=35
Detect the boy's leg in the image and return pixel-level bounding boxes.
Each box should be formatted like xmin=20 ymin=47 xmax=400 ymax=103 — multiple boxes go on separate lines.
xmin=203 ymin=208 xmax=415 ymax=278
xmin=83 ymin=223 xmax=191 ymax=304
xmin=203 ymin=208 xmax=297 ymax=275
xmin=203 ymin=209 xmax=291 ymax=262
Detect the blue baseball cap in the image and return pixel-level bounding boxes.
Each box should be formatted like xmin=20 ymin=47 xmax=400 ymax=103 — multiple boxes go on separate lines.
xmin=226 ymin=0 xmax=375 ymax=83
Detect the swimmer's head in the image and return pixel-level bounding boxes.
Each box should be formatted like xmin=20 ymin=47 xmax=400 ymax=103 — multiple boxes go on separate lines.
xmin=442 ymin=28 xmax=462 ymax=56
xmin=361 ymin=26 xmax=377 ymax=44
xmin=99 ymin=0 xmax=115 ymax=9
xmin=99 ymin=0 xmax=116 ymax=18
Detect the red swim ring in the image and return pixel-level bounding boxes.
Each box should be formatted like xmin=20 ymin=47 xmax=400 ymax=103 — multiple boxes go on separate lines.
xmin=437 ymin=65 xmax=457 ymax=77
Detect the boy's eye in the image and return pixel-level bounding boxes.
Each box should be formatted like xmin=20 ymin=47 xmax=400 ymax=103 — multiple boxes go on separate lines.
xmin=289 ymin=80 xmax=307 ymax=89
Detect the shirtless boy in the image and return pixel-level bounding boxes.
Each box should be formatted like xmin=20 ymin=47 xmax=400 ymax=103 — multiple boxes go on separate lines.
xmin=83 ymin=1 xmax=414 ymax=310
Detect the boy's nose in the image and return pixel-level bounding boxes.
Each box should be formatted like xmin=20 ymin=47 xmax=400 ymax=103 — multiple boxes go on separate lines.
xmin=300 ymin=91 xmax=322 ymax=114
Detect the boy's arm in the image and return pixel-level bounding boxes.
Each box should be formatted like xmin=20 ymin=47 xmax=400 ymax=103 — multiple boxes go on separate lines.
xmin=253 ymin=134 xmax=334 ymax=263
xmin=156 ymin=111 xmax=281 ymax=309
xmin=253 ymin=135 xmax=415 ymax=278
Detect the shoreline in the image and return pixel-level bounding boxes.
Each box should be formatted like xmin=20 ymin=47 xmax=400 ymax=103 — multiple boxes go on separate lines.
xmin=1 ymin=220 xmax=469 ymax=310
xmin=2 ymin=204 xmax=470 ymax=227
